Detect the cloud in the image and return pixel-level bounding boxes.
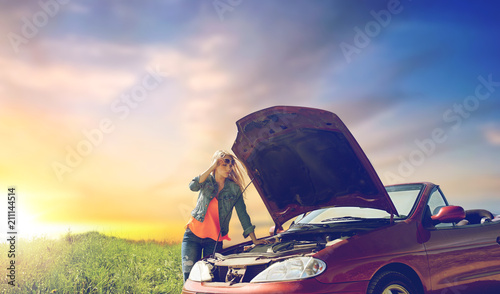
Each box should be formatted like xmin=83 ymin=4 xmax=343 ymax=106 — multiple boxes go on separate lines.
xmin=1 ymin=55 xmax=136 ymax=108
xmin=66 ymin=3 xmax=91 ymax=15
xmin=483 ymin=124 xmax=500 ymax=146
xmin=2 ymin=0 xmax=500 ymax=242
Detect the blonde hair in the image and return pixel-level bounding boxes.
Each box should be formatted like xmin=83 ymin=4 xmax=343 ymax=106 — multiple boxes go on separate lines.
xmin=211 ymin=149 xmax=246 ymax=192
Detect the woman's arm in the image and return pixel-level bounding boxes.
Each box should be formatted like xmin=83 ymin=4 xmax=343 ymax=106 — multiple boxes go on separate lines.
xmin=189 ymin=158 xmax=219 ymax=191
xmin=198 ymin=158 xmax=218 ymax=183
xmin=249 ymin=231 xmax=268 ymax=245
xmin=234 ymin=195 xmax=270 ymax=245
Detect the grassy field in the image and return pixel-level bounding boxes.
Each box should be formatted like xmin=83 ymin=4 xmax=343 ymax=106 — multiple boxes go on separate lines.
xmin=0 ymin=232 xmax=183 ymax=293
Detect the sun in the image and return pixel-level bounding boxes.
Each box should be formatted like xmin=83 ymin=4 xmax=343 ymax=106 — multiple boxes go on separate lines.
xmin=5 ymin=192 xmax=67 ymax=241
xmin=15 ymin=206 xmax=48 ymax=240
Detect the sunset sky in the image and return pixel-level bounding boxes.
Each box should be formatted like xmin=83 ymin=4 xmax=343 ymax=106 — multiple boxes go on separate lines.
xmin=1 ymin=0 xmax=500 ymax=245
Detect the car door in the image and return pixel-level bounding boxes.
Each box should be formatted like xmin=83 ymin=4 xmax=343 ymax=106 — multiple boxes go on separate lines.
xmin=422 ymin=187 xmax=500 ymax=293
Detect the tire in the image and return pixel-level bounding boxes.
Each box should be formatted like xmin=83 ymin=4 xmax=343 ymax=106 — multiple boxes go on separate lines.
xmin=367 ymin=270 xmax=420 ymax=294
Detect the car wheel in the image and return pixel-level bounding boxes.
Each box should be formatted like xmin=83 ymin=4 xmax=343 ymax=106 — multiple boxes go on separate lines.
xmin=367 ymin=270 xmax=420 ymax=294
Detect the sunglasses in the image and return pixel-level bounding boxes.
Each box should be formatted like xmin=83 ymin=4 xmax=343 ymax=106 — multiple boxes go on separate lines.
xmin=223 ymin=158 xmax=235 ymax=165
xmin=219 ymin=153 xmax=236 ymax=165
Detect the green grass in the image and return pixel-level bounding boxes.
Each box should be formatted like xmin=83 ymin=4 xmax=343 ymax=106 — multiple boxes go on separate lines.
xmin=0 ymin=232 xmax=183 ymax=294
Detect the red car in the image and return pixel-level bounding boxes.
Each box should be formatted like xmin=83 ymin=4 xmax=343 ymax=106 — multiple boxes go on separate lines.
xmin=182 ymin=106 xmax=500 ymax=294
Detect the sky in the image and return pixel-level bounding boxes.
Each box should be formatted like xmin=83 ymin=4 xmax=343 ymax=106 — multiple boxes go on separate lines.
xmin=1 ymin=0 xmax=500 ymax=245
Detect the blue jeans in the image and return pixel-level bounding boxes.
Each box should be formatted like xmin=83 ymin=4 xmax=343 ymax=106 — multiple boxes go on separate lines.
xmin=181 ymin=228 xmax=222 ymax=281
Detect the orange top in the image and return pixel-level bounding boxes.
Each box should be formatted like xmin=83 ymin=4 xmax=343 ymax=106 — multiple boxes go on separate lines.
xmin=187 ymin=197 xmax=231 ymax=241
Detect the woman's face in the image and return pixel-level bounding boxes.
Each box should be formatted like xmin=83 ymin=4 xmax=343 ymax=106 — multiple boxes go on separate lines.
xmin=215 ymin=155 xmax=234 ymax=179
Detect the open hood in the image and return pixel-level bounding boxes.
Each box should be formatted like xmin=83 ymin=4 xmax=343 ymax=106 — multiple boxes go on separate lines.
xmin=232 ymin=106 xmax=398 ymax=228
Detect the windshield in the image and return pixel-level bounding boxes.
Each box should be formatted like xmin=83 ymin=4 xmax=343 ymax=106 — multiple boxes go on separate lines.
xmin=295 ymin=184 xmax=424 ymax=224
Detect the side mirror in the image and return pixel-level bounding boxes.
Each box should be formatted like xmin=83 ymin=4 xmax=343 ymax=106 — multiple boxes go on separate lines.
xmin=431 ymin=206 xmax=465 ymax=223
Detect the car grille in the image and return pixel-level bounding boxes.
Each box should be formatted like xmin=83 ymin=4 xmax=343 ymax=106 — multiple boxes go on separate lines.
xmin=213 ymin=264 xmax=268 ymax=283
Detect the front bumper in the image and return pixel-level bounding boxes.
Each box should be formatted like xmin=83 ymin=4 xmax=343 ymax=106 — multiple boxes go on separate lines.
xmin=182 ymin=278 xmax=369 ymax=294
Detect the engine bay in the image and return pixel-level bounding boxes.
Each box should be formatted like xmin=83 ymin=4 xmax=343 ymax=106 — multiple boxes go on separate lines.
xmin=201 ymin=227 xmax=362 ymax=284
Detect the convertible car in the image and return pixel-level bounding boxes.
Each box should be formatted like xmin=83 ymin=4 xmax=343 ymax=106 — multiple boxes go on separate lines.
xmin=182 ymin=106 xmax=500 ymax=294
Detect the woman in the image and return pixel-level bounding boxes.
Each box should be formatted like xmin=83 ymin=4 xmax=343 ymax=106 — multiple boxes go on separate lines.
xmin=181 ymin=150 xmax=266 ymax=281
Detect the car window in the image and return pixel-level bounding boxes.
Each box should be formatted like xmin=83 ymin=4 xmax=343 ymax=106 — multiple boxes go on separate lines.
xmin=386 ymin=185 xmax=423 ymax=218
xmin=297 ymin=206 xmax=390 ymax=224
xmin=295 ymin=184 xmax=423 ymax=224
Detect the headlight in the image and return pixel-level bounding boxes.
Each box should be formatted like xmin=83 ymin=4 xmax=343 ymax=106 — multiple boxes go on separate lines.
xmin=188 ymin=261 xmax=213 ymax=282
xmin=250 ymin=257 xmax=326 ymax=283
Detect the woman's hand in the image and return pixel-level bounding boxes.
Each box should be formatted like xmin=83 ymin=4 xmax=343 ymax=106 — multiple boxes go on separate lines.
xmin=210 ymin=157 xmax=220 ymax=171
xmin=199 ymin=158 xmax=220 ymax=183
xmin=253 ymin=239 xmax=271 ymax=245
xmin=249 ymin=232 xmax=272 ymax=245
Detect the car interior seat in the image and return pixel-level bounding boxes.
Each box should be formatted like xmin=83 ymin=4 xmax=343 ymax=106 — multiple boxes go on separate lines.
xmin=464 ymin=209 xmax=494 ymax=225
